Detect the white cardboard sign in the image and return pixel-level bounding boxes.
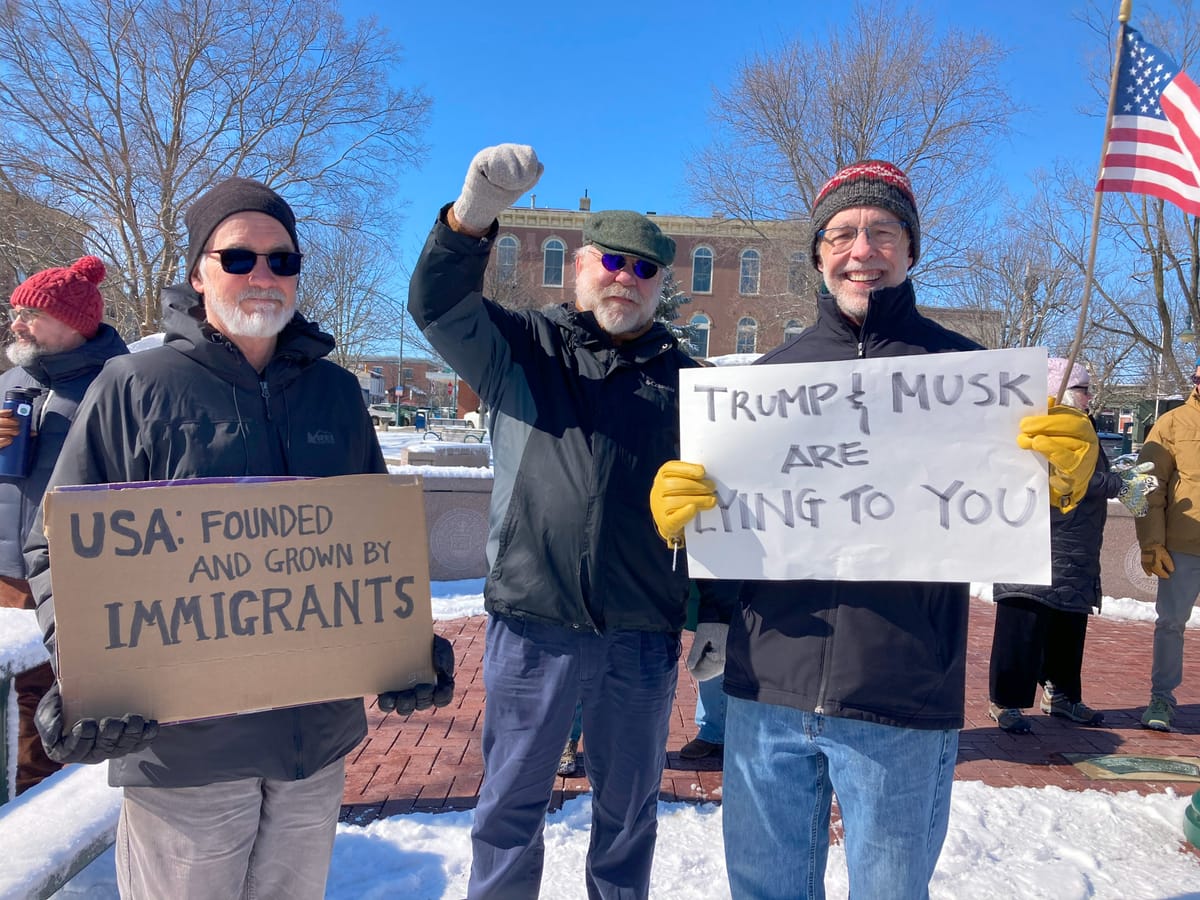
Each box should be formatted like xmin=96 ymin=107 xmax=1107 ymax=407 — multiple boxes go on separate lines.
xmin=680 ymin=347 xmax=1051 ymax=584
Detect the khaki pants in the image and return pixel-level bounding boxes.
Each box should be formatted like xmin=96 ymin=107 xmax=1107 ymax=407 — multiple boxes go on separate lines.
xmin=117 ymin=757 xmax=346 ymax=899
xmin=0 ymin=574 xmax=61 ymax=793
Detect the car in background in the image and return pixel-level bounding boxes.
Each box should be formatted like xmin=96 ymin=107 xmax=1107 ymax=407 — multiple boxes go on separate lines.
xmin=368 ymin=403 xmax=421 ymax=427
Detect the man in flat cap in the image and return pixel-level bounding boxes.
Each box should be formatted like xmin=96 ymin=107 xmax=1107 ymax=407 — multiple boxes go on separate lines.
xmin=25 ymin=177 xmax=453 ymax=898
xmin=409 ymin=144 xmax=701 ymax=899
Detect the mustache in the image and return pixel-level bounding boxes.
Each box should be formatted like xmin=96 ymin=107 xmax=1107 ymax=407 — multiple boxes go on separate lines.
xmin=234 ymin=286 xmax=289 ymax=303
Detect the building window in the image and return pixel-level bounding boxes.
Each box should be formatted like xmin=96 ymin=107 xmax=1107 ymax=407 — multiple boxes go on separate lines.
xmin=543 ymin=238 xmax=565 ymax=287
xmin=497 ymin=235 xmax=518 ymax=283
xmin=736 ymin=316 xmax=758 ymax=354
xmin=692 ymin=246 xmax=714 ymax=294
xmin=784 ymin=319 xmax=804 ymax=338
xmin=687 ymin=314 xmax=711 ymax=357
xmin=739 ymin=250 xmax=760 ymax=295
xmin=788 ymin=253 xmax=807 ymax=294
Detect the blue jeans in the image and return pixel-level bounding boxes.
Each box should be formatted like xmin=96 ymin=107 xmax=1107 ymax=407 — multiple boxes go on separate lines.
xmin=468 ymin=615 xmax=679 ymax=900
xmin=722 ymin=696 xmax=958 ymax=900
xmin=694 ymin=674 xmax=726 ymax=744
xmin=1152 ymin=549 xmax=1200 ymax=706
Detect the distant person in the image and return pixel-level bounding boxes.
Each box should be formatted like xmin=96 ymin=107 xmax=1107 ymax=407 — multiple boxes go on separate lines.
xmin=558 ymin=701 xmax=584 ymax=777
xmin=409 ymin=143 xmax=699 ymax=899
xmin=988 ymin=358 xmax=1155 ymax=733
xmin=1134 ymin=357 xmax=1200 ymax=732
xmin=0 ymin=256 xmax=128 ymax=793
xmin=25 ymin=177 xmax=453 ymax=898
xmin=650 ymin=159 xmax=1100 ymax=899
xmin=679 ymin=580 xmax=739 ymax=760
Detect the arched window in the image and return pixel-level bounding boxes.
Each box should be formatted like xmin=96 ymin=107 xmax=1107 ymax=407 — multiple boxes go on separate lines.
xmin=736 ymin=316 xmax=758 ymax=354
xmin=687 ymin=314 xmax=711 ymax=357
xmin=542 ymin=238 xmax=565 ymax=287
xmin=692 ymin=246 xmax=714 ymax=294
xmin=739 ymin=249 xmax=760 ymax=295
xmin=784 ymin=319 xmax=804 ymax=337
xmin=788 ymin=253 xmax=807 ymax=295
xmin=496 ymin=235 xmax=518 ymax=283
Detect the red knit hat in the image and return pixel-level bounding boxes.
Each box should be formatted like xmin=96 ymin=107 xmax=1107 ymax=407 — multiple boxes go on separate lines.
xmin=10 ymin=256 xmax=106 ymax=338
xmin=810 ymin=160 xmax=920 ymax=268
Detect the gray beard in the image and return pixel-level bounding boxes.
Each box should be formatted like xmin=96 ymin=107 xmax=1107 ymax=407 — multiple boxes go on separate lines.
xmin=5 ymin=340 xmax=44 ymax=368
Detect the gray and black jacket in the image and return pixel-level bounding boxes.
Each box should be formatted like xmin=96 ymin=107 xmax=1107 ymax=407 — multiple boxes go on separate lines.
xmin=723 ymin=281 xmax=983 ymax=730
xmin=25 ymin=285 xmax=386 ymax=787
xmin=408 ymin=208 xmax=696 ymax=633
xmin=0 ymin=324 xmax=128 ymax=580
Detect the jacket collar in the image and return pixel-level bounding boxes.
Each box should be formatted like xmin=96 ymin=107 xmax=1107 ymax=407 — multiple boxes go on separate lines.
xmin=16 ymin=324 xmax=129 ymax=387
xmin=546 ymin=303 xmax=680 ymax=363
xmin=815 ymin=279 xmax=919 ymax=340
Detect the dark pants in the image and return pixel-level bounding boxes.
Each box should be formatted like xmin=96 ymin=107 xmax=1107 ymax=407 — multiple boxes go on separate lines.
xmin=989 ymin=595 xmax=1089 ymax=708
xmin=0 ymin=574 xmax=61 ymax=793
xmin=468 ymin=615 xmax=680 ymax=900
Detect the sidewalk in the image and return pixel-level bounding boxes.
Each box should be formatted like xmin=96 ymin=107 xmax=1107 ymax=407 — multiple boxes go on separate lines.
xmin=340 ymin=597 xmax=1200 ymax=824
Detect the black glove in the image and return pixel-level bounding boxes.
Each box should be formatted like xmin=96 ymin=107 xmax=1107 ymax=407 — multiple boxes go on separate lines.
xmin=377 ymin=635 xmax=456 ymax=716
xmin=35 ymin=682 xmax=158 ymax=764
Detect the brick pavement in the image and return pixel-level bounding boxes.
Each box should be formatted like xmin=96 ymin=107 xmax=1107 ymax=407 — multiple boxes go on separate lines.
xmin=340 ymin=597 xmax=1200 ymax=825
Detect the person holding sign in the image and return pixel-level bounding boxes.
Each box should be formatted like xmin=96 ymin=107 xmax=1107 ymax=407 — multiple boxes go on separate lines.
xmin=650 ymin=160 xmax=1099 ymax=900
xmin=0 ymin=256 xmax=129 ymax=793
xmin=1134 ymin=357 xmax=1200 ymax=733
xmin=24 ymin=178 xmax=454 ymax=899
xmin=409 ymin=144 xmax=700 ymax=899
xmin=988 ymin=358 xmax=1150 ymax=734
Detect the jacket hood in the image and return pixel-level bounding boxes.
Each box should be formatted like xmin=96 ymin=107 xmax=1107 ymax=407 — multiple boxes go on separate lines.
xmin=159 ymin=283 xmax=336 ymax=381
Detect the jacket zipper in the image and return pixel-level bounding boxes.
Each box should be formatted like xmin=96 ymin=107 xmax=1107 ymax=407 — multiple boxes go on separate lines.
xmin=260 ymin=380 xmax=271 ymax=420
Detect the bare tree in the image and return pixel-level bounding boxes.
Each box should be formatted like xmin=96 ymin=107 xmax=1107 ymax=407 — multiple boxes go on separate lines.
xmin=687 ymin=0 xmax=1017 ymax=290
xmin=0 ymin=0 xmax=429 ymax=336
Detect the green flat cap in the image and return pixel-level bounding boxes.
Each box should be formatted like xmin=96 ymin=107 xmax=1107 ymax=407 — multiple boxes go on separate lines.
xmin=583 ymin=210 xmax=675 ymax=267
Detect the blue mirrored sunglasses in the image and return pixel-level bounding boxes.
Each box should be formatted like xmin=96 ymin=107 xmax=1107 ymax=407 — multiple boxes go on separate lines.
xmin=208 ymin=248 xmax=303 ymax=277
xmin=599 ymin=252 xmax=658 ymax=280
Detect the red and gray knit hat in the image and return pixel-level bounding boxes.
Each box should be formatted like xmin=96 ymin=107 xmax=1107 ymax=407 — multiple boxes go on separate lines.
xmin=809 ymin=160 xmax=920 ymax=268
xmin=10 ymin=256 xmax=106 ymax=338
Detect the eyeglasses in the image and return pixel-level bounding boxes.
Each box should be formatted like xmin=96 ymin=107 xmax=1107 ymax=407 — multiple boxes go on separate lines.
xmin=817 ymin=221 xmax=908 ymax=252
xmin=7 ymin=307 xmax=42 ymax=324
xmin=1192 ymin=374 xmax=1200 ymax=386
xmin=208 ymin=248 xmax=303 ymax=277
xmin=597 ymin=251 xmax=659 ymax=280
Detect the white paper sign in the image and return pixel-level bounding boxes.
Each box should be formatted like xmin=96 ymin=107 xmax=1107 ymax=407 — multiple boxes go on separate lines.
xmin=680 ymin=347 xmax=1051 ymax=584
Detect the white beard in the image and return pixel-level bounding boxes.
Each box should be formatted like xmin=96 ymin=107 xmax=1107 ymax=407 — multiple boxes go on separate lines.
xmin=5 ymin=340 xmax=44 ymax=367
xmin=576 ymin=283 xmax=654 ymax=338
xmin=207 ymin=287 xmax=293 ymax=338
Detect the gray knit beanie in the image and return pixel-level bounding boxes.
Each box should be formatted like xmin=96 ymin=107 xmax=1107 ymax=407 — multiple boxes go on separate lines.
xmin=185 ymin=177 xmax=300 ymax=278
xmin=809 ymin=160 xmax=920 ymax=268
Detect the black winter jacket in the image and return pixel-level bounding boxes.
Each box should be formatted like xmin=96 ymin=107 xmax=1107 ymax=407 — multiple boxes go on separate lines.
xmin=723 ymin=282 xmax=983 ymax=730
xmin=0 ymin=325 xmax=128 ymax=579
xmin=994 ymin=437 xmax=1122 ymax=614
xmin=408 ymin=209 xmax=696 ymax=632
xmin=25 ymin=286 xmax=386 ymax=787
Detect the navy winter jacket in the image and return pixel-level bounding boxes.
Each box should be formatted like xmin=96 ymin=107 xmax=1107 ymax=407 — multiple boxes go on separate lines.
xmin=723 ymin=281 xmax=983 ymax=730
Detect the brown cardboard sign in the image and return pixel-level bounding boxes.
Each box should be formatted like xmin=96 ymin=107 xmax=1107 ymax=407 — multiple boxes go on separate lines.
xmin=44 ymin=474 xmax=435 ymax=725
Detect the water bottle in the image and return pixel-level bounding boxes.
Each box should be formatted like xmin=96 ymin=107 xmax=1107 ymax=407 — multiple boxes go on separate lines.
xmin=0 ymin=387 xmax=37 ymax=478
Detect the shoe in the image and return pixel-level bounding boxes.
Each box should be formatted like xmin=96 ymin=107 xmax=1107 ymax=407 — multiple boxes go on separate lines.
xmin=679 ymin=737 xmax=723 ymax=760
xmin=988 ymin=702 xmax=1033 ymax=734
xmin=1040 ymin=690 xmax=1105 ymax=725
xmin=557 ymin=739 xmax=580 ymax=777
xmin=1141 ymin=698 xmax=1174 ymax=732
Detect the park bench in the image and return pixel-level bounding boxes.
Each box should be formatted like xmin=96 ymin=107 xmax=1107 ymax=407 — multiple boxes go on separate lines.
xmin=422 ymin=418 xmax=487 ymax=442
xmin=1 ymin=608 xmax=121 ymax=899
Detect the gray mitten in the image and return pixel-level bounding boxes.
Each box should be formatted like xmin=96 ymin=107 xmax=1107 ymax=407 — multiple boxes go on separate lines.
xmin=452 ymin=144 xmax=544 ymax=232
xmin=686 ymin=622 xmax=728 ymax=682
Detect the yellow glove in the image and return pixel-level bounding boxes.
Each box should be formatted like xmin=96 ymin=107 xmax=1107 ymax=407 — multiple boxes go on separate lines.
xmin=1017 ymin=401 xmax=1099 ymax=514
xmin=1140 ymin=544 xmax=1174 ymax=579
xmin=650 ymin=460 xmax=717 ymax=548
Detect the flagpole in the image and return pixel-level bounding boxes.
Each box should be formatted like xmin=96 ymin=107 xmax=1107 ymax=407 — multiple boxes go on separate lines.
xmin=1060 ymin=0 xmax=1132 ymax=405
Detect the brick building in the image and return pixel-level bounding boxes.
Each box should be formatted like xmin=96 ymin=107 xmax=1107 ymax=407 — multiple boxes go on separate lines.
xmin=488 ymin=202 xmax=997 ymax=356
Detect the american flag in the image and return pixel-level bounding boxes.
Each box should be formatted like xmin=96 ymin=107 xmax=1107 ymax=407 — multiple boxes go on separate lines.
xmin=1095 ymin=27 xmax=1200 ymax=215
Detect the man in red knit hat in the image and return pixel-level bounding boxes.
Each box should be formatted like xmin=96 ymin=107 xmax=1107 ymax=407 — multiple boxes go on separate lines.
xmin=0 ymin=255 xmax=128 ymax=792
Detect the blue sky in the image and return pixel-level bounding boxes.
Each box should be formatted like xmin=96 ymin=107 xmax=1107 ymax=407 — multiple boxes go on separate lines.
xmin=341 ymin=1 xmax=1118 ymax=275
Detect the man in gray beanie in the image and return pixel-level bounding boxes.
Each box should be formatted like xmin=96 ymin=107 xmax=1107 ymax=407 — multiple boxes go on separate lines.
xmin=409 ymin=144 xmax=704 ymax=899
xmin=649 ymin=159 xmax=1101 ymax=899
xmin=25 ymin=176 xmax=453 ymax=898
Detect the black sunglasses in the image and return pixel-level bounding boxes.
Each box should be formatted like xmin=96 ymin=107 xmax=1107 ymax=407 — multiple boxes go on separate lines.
xmin=208 ymin=248 xmax=303 ymax=277
xmin=598 ymin=252 xmax=658 ymax=280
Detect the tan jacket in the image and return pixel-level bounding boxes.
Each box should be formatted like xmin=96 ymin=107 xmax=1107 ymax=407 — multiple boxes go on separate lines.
xmin=1135 ymin=391 xmax=1200 ymax=554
